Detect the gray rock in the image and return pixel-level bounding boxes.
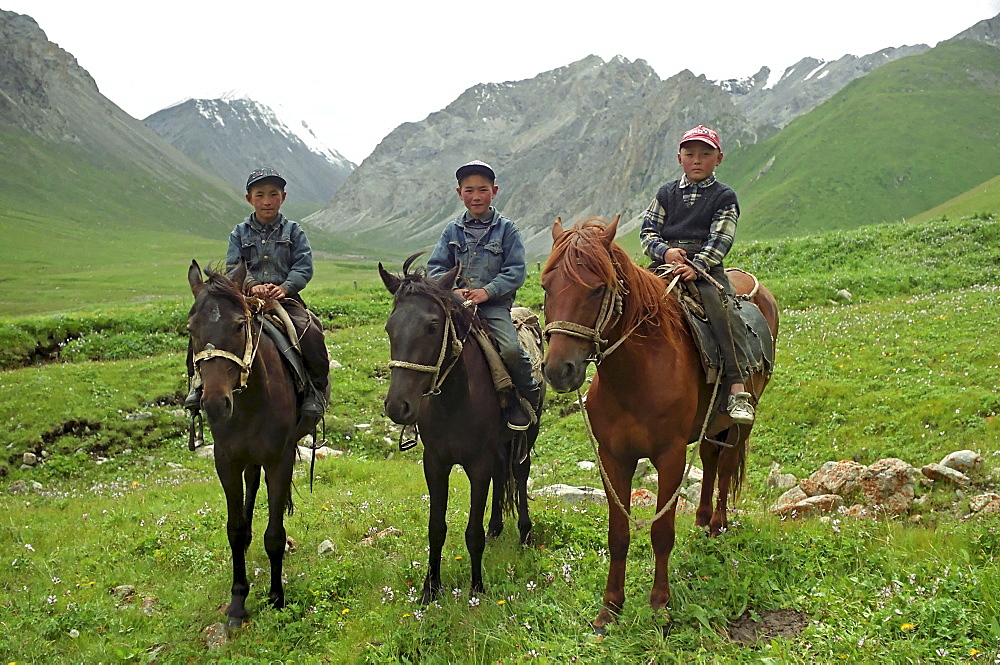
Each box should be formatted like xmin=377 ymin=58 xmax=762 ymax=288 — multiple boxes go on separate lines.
xmin=22 ymin=452 xmax=37 ymax=466
xmin=317 ymin=539 xmax=335 ymax=556
xmin=939 ymin=450 xmax=983 ymax=474
xmin=535 ymin=483 xmax=608 ymax=504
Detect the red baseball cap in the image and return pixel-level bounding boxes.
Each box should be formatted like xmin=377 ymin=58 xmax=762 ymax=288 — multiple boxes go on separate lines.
xmin=679 ymin=125 xmax=721 ymax=151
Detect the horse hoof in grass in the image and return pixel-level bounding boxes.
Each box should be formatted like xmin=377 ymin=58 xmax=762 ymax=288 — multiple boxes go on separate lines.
xmin=590 ymin=622 xmax=607 ymax=636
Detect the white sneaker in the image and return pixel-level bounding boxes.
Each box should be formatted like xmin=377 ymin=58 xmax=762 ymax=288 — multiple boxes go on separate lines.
xmin=727 ymin=392 xmax=755 ymax=425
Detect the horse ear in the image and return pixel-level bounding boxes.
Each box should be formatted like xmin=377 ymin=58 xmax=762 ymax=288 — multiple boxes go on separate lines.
xmin=435 ymin=262 xmax=461 ymax=291
xmin=379 ymin=262 xmax=401 ymax=294
xmin=551 ymin=217 xmax=564 ymax=243
xmin=601 ymin=214 xmax=621 ymax=246
xmin=230 ymin=260 xmax=248 ymax=291
xmin=188 ymin=260 xmax=204 ymax=295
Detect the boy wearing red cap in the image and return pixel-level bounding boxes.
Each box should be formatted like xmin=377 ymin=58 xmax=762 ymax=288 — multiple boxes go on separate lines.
xmin=639 ymin=126 xmax=755 ymax=424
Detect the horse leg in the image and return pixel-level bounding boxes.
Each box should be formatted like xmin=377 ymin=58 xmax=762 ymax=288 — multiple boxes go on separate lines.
xmin=649 ymin=447 xmax=685 ymax=619
xmin=466 ymin=462 xmax=492 ymax=596
xmin=593 ymin=452 xmax=636 ymax=632
xmin=262 ymin=461 xmax=292 ymax=610
xmin=216 ymin=458 xmax=252 ymax=629
xmin=696 ymin=437 xmax=722 ymax=530
xmin=709 ymin=429 xmax=747 ymax=536
xmin=243 ymin=465 xmax=261 ymax=552
xmin=421 ymin=457 xmax=450 ymax=604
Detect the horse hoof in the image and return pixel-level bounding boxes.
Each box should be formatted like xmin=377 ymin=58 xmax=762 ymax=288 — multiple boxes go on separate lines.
xmin=660 ymin=623 xmax=672 ymax=637
xmin=590 ymin=622 xmax=607 ymax=636
xmin=226 ymin=616 xmax=248 ymax=632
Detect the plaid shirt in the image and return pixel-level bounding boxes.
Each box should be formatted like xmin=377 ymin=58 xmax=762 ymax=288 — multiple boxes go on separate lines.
xmin=639 ymin=173 xmax=739 ymax=270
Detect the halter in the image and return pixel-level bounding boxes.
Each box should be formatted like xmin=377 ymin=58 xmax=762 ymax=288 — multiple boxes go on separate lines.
xmin=543 ymin=265 xmax=681 ymax=365
xmin=387 ymin=295 xmax=465 ymax=396
xmin=191 ymin=301 xmax=262 ymax=392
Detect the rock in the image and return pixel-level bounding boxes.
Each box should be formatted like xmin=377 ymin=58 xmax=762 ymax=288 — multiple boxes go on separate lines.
xmin=836 ymin=289 xmax=852 ymax=302
xmin=771 ymin=494 xmax=843 ymax=518
xmin=799 ymin=460 xmax=865 ymax=499
xmin=317 ymin=539 xmax=335 ymax=556
xmin=285 ymin=537 xmax=297 ymax=553
xmin=195 ymin=445 xmax=215 ymax=459
xmin=22 ymin=452 xmax=37 ymax=466
xmin=112 ymin=585 xmax=137 ymax=603
xmin=125 ymin=411 xmax=152 ymax=421
xmin=534 ymin=484 xmax=607 ymax=504
xmin=360 ymin=527 xmax=403 ymax=547
xmin=969 ymin=494 xmax=1000 ymax=514
xmin=767 ymin=465 xmax=797 ymax=490
xmin=8 ymin=480 xmax=29 ymax=495
xmin=860 ymin=458 xmax=916 ymax=514
xmin=686 ymin=482 xmax=702 ymax=505
xmin=770 ymin=486 xmax=808 ymax=512
xmin=295 ymin=446 xmax=342 ymax=463
xmin=630 ymin=488 xmax=656 ymax=507
xmin=634 ymin=459 xmax=650 ymax=479
xmin=921 ymin=462 xmax=970 ymax=486
xmin=939 ymin=450 xmax=983 ymax=474
xmin=203 ymin=622 xmax=229 ymax=650
xmin=577 ymin=461 xmax=596 ymax=471
xmin=140 ymin=597 xmax=157 ymax=615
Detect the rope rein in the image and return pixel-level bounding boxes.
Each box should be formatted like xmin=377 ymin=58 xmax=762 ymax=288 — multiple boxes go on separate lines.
xmin=387 ymin=295 xmax=467 ymax=396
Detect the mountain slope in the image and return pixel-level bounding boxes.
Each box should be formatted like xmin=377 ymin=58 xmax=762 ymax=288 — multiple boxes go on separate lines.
xmin=306 ymin=56 xmax=761 ymax=258
xmin=724 ymin=39 xmax=1000 ymax=238
xmin=144 ymin=94 xmax=355 ymax=211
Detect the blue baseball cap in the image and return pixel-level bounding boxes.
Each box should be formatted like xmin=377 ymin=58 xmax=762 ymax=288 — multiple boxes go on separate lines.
xmin=246 ymin=167 xmax=286 ymax=191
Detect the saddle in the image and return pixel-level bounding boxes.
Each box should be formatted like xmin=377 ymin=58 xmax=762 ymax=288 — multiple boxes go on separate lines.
xmin=471 ymin=306 xmax=544 ymax=410
xmin=255 ymin=298 xmax=315 ymax=396
xmin=660 ymin=268 xmax=775 ymax=387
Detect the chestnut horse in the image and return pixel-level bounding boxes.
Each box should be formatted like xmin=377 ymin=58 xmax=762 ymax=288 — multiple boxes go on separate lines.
xmin=187 ymin=260 xmax=322 ymax=629
xmin=540 ymin=217 xmax=778 ymax=631
xmin=379 ymin=255 xmax=541 ymax=602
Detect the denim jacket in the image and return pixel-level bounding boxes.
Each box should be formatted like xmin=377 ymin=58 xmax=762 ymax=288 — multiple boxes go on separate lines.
xmin=426 ymin=209 xmax=527 ymax=309
xmin=226 ymin=213 xmax=314 ymax=297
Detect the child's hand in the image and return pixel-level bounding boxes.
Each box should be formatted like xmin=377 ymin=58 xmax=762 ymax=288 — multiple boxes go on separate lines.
xmin=461 ymin=288 xmax=490 ymax=305
xmin=672 ymin=263 xmax=697 ymax=282
xmin=663 ymin=247 xmax=687 ymax=263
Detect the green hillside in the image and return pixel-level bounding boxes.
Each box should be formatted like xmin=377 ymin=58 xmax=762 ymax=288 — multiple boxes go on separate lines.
xmin=908 ymin=172 xmax=1000 ymax=224
xmin=725 ymin=40 xmax=1000 ymax=239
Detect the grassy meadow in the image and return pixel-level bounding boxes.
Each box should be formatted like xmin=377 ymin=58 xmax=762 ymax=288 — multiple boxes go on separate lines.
xmin=1 ymin=214 xmax=999 ymax=662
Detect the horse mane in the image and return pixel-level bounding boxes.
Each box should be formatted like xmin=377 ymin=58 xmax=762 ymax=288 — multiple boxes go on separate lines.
xmin=201 ymin=265 xmax=250 ymax=314
xmin=542 ymin=218 xmax=686 ymax=338
xmin=393 ymin=266 xmax=482 ymax=337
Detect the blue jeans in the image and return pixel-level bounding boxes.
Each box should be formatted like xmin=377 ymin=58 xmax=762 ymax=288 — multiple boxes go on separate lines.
xmin=477 ymin=304 xmax=539 ymax=397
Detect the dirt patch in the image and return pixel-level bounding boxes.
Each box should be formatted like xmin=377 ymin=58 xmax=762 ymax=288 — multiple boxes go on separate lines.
xmin=728 ymin=609 xmax=809 ymax=645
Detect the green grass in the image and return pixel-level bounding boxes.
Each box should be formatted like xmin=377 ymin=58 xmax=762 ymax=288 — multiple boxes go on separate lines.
xmin=724 ymin=40 xmax=1000 ymax=240
xmin=1 ymin=213 xmax=1000 ymax=661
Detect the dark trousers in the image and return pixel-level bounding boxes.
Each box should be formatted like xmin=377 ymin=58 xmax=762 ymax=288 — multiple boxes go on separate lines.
xmin=691 ymin=264 xmax=750 ymax=389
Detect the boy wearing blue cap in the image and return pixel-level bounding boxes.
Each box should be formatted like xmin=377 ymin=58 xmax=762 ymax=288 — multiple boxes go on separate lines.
xmin=426 ymin=160 xmax=541 ymax=433
xmin=185 ymin=167 xmax=329 ymax=419
xmin=639 ymin=126 xmax=755 ymax=424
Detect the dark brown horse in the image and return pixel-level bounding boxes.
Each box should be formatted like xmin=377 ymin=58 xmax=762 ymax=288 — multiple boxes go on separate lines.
xmin=187 ymin=260 xmax=318 ymax=629
xmin=379 ymin=255 xmax=541 ymax=603
xmin=540 ymin=217 xmax=779 ymax=631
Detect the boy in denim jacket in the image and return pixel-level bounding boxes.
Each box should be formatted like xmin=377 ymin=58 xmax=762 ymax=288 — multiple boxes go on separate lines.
xmin=639 ymin=127 xmax=755 ymax=424
xmin=426 ymin=160 xmax=540 ymax=431
xmin=185 ymin=167 xmax=329 ymax=419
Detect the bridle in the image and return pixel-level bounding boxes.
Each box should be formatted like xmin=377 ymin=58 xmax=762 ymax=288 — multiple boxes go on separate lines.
xmin=191 ymin=301 xmax=262 ymax=393
xmin=543 ymin=263 xmax=681 ymax=365
xmin=387 ymin=294 xmax=466 ymax=396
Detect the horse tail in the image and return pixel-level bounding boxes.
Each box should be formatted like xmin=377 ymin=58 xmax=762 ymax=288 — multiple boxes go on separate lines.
xmin=731 ymin=435 xmax=748 ymax=500
xmin=284 ymin=482 xmax=295 ymax=517
xmin=498 ymin=436 xmax=521 ymax=518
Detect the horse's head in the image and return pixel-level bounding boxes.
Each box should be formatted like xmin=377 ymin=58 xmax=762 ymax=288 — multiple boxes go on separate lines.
xmin=379 ymin=253 xmax=464 ymax=425
xmin=540 ymin=215 xmax=623 ymax=392
xmin=187 ymin=260 xmax=253 ymax=423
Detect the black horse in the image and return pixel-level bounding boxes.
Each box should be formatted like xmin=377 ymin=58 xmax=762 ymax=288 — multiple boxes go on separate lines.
xmin=187 ymin=260 xmax=321 ymax=629
xmin=379 ymin=255 xmax=542 ymax=602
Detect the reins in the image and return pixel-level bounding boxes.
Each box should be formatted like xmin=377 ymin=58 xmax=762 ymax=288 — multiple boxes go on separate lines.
xmin=191 ymin=297 xmax=264 ymax=392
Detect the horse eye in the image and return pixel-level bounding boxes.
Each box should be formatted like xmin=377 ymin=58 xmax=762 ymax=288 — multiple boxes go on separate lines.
xmin=591 ymin=284 xmax=606 ymax=299
xmin=426 ymin=322 xmax=439 ymax=335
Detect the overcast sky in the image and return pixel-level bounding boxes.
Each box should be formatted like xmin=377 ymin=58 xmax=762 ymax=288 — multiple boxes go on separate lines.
xmin=6 ymin=1 xmax=1000 ymax=163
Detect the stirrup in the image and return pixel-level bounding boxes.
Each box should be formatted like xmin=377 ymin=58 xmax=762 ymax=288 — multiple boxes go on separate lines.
xmin=399 ymin=424 xmax=418 ymax=451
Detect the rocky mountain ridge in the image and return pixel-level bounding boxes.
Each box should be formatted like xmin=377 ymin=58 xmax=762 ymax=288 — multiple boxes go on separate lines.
xmin=144 ymin=94 xmax=355 ymax=207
